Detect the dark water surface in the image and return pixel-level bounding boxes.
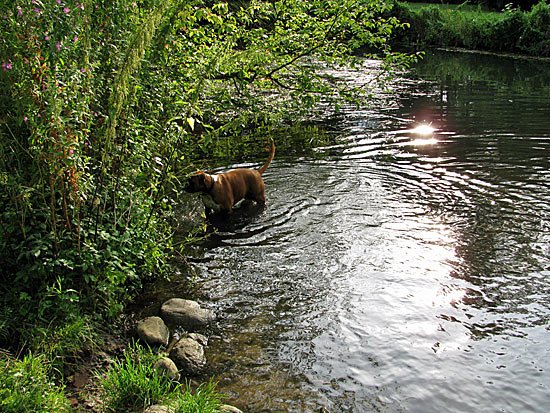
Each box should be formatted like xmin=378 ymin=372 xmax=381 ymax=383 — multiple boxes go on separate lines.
xmin=176 ymin=50 xmax=550 ymax=412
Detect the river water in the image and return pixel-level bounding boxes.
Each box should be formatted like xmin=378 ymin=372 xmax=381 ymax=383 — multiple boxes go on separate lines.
xmin=170 ymin=50 xmax=550 ymax=412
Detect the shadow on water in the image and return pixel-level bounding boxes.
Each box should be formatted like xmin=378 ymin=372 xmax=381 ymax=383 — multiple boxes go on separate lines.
xmin=206 ymin=201 xmax=265 ymax=232
xmin=135 ymin=50 xmax=550 ymax=413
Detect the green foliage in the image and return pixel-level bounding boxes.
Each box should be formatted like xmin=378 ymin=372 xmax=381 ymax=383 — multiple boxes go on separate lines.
xmin=0 ymin=0 xmax=412 ymax=338
xmin=98 ymin=342 xmax=223 ymax=412
xmin=172 ymin=380 xmax=224 ymax=413
xmin=99 ymin=342 xmax=173 ymax=412
xmin=393 ymin=0 xmax=550 ymax=56
xmin=29 ymin=316 xmax=98 ymax=377
xmin=0 ymin=353 xmax=71 ymax=413
xmin=519 ymin=0 xmax=550 ymax=55
xmin=0 ymin=0 xmax=178 ymax=330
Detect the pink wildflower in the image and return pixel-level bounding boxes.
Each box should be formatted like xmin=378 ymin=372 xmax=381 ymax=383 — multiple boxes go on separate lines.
xmin=2 ymin=62 xmax=12 ymax=71
xmin=45 ymin=35 xmax=50 ymax=41
xmin=17 ymin=7 xmax=23 ymax=16
xmin=56 ymin=0 xmax=62 ymax=4
xmin=69 ymin=149 xmax=74 ymax=155
xmin=23 ymin=116 xmax=28 ymax=123
xmin=56 ymin=41 xmax=62 ymax=51
xmin=73 ymin=36 xmax=78 ymax=43
xmin=63 ymin=7 xmax=70 ymax=14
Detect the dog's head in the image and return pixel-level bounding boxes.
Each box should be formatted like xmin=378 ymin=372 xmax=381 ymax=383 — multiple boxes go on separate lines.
xmin=184 ymin=171 xmax=212 ymax=193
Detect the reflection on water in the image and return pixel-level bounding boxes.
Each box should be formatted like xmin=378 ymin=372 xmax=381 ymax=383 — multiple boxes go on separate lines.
xmin=174 ymin=50 xmax=550 ymax=412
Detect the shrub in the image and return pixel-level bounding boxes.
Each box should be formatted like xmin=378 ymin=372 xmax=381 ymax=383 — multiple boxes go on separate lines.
xmin=392 ymin=1 xmax=550 ymax=57
xmin=0 ymin=0 xmax=177 ymax=330
xmin=519 ymin=0 xmax=550 ymax=55
xmin=491 ymin=10 xmax=527 ymax=52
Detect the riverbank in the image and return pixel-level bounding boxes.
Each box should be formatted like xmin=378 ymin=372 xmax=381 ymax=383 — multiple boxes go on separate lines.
xmin=392 ymin=1 xmax=550 ymax=57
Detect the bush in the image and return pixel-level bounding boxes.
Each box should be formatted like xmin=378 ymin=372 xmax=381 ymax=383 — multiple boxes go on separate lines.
xmin=392 ymin=0 xmax=550 ymax=57
xmin=491 ymin=10 xmax=527 ymax=52
xmin=0 ymin=353 xmax=70 ymax=413
xmin=0 ymin=0 xmax=177 ymax=330
xmin=519 ymin=0 xmax=550 ymax=55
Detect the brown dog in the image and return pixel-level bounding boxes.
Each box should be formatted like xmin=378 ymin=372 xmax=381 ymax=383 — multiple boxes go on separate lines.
xmin=184 ymin=141 xmax=275 ymax=214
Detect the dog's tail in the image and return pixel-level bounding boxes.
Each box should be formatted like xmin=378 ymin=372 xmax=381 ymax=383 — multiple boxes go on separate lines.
xmin=258 ymin=139 xmax=275 ymax=175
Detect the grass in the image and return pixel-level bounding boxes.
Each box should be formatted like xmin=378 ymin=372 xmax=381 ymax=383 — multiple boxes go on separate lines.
xmin=99 ymin=342 xmax=175 ymax=412
xmin=0 ymin=322 xmax=225 ymax=413
xmin=99 ymin=342 xmax=224 ymax=413
xmin=173 ymin=381 xmax=224 ymax=413
xmin=0 ymin=353 xmax=71 ymax=413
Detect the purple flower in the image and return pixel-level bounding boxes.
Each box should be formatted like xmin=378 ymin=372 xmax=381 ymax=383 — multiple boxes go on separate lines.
xmin=56 ymin=41 xmax=62 ymax=51
xmin=45 ymin=35 xmax=50 ymax=41
xmin=23 ymin=116 xmax=28 ymax=123
xmin=17 ymin=7 xmax=23 ymax=16
xmin=56 ymin=0 xmax=62 ymax=4
xmin=73 ymin=36 xmax=78 ymax=43
xmin=2 ymin=62 xmax=12 ymax=71
xmin=33 ymin=8 xmax=41 ymax=14
xmin=69 ymin=149 xmax=74 ymax=155
xmin=63 ymin=7 xmax=70 ymax=14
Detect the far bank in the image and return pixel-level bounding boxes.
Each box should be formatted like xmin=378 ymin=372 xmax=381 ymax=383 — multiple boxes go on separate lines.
xmin=391 ymin=1 xmax=550 ymax=57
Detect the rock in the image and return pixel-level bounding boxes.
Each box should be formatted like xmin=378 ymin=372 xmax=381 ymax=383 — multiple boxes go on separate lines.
xmin=160 ymin=298 xmax=215 ymax=329
xmin=188 ymin=332 xmax=208 ymax=347
xmin=143 ymin=405 xmax=173 ymax=413
xmin=169 ymin=337 xmax=206 ymax=375
xmin=136 ymin=316 xmax=170 ymax=347
xmin=153 ymin=357 xmax=180 ymax=381
xmin=220 ymin=405 xmax=244 ymax=413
